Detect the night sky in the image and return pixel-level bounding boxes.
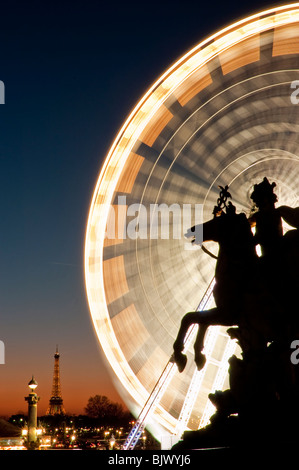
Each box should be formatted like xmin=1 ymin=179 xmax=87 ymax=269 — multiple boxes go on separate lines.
xmin=0 ymin=0 xmax=281 ymax=417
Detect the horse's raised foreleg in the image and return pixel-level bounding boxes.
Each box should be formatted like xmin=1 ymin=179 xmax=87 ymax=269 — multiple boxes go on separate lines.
xmin=172 ymin=309 xmax=216 ymax=372
xmin=173 ymin=307 xmax=231 ymax=372
xmin=193 ymin=307 xmax=235 ymax=370
xmin=172 ymin=312 xmax=199 ymax=372
xmin=194 ymin=324 xmax=208 ymax=371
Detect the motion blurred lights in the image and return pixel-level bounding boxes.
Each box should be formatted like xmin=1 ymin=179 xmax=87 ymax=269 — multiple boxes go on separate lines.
xmin=85 ymin=4 xmax=299 ymax=439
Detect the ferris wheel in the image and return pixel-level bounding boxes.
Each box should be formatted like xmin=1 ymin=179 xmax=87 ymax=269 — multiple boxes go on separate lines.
xmin=84 ymin=4 xmax=299 ymax=447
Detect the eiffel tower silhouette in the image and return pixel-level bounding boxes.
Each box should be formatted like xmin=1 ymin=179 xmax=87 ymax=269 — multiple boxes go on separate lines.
xmin=46 ymin=346 xmax=65 ymax=415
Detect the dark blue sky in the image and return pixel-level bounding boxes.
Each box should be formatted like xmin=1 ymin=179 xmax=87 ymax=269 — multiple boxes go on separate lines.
xmin=0 ymin=0 xmax=279 ymax=415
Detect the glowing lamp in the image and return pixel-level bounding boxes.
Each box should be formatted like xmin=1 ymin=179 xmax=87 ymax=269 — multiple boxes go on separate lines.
xmin=28 ymin=376 xmax=38 ymax=392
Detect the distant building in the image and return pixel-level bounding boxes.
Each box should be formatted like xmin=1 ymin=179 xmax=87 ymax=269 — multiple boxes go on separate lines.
xmin=0 ymin=418 xmax=24 ymax=449
xmin=46 ymin=347 xmax=65 ymax=415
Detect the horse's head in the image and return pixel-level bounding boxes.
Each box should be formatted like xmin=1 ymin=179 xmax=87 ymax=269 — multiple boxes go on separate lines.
xmin=201 ymin=203 xmax=255 ymax=260
xmin=185 ymin=187 xmax=255 ymax=260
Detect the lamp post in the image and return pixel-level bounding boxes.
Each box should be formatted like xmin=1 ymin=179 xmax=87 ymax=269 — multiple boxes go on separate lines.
xmin=24 ymin=376 xmax=40 ymax=449
xmin=109 ymin=434 xmax=115 ymax=450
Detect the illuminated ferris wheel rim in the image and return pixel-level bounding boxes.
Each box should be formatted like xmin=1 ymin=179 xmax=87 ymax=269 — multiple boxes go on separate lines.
xmin=86 ymin=3 xmax=299 ymax=206
xmin=84 ymin=3 xmax=299 ymax=436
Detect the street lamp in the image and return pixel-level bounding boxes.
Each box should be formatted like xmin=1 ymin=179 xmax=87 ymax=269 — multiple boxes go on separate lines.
xmin=109 ymin=434 xmax=115 ymax=450
xmin=24 ymin=376 xmax=40 ymax=449
xmin=28 ymin=376 xmax=38 ymax=391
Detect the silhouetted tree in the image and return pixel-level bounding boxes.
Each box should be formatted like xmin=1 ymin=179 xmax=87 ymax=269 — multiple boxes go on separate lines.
xmin=84 ymin=395 xmax=127 ymax=425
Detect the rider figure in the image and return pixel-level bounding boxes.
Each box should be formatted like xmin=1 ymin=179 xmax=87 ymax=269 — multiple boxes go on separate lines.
xmin=249 ymin=177 xmax=299 ymax=274
xmin=249 ymin=177 xmax=299 ymax=324
xmin=249 ymin=177 xmax=283 ymax=258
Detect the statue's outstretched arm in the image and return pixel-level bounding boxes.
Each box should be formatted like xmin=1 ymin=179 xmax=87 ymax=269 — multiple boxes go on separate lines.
xmin=278 ymin=205 xmax=299 ymax=228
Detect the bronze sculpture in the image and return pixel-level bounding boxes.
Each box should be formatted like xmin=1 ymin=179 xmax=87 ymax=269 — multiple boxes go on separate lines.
xmin=172 ymin=178 xmax=299 ymax=449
